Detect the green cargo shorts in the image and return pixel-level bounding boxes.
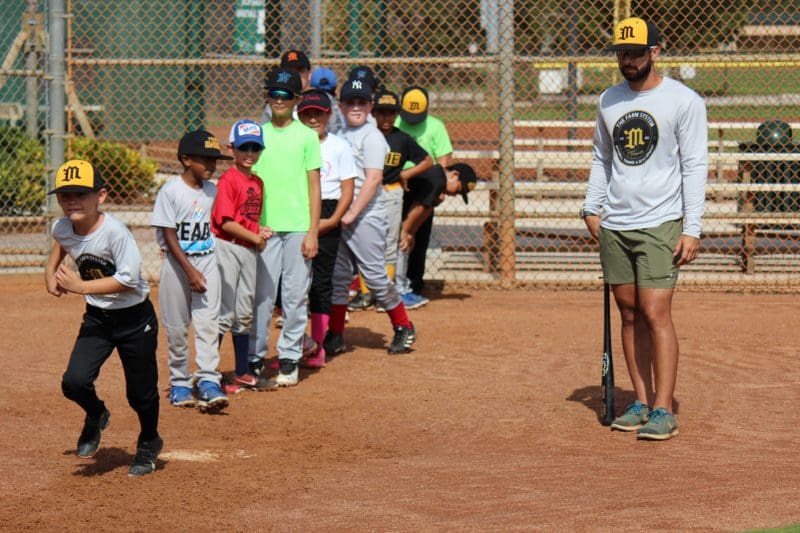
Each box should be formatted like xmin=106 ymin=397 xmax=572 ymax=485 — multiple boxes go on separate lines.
xmin=599 ymin=219 xmax=683 ymax=288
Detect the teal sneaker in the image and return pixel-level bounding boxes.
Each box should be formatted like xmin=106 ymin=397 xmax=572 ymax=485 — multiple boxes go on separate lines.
xmin=636 ymin=407 xmax=679 ymax=441
xmin=610 ymin=400 xmax=650 ymax=431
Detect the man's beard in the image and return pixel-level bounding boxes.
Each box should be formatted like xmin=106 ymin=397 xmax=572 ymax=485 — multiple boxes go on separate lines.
xmin=621 ymin=58 xmax=652 ymax=83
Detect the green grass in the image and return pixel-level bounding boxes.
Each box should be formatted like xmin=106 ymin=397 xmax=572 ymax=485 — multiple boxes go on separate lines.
xmin=744 ymin=525 xmax=800 ymax=533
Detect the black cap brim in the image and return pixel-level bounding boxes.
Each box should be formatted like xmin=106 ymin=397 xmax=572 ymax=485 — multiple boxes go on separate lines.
xmin=48 ymin=185 xmax=104 ymax=195
xmin=400 ymin=110 xmax=426 ymax=124
xmin=181 ymin=151 xmax=234 ymax=161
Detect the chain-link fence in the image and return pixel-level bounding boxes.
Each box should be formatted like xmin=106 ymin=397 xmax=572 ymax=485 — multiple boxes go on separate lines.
xmin=2 ymin=0 xmax=799 ymax=290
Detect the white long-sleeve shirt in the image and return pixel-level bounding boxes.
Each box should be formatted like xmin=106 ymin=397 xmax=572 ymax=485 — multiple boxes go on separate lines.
xmin=583 ymin=76 xmax=708 ymax=237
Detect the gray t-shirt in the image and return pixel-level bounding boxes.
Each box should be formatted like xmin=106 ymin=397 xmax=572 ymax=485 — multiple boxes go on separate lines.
xmin=341 ymin=121 xmax=389 ymax=213
xmin=52 ymin=213 xmax=150 ymax=309
xmin=151 ymin=176 xmax=217 ymax=255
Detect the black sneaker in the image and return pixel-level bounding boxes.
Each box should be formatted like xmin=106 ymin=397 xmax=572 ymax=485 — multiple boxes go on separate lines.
xmin=128 ymin=435 xmax=164 ymax=477
xmin=387 ymin=324 xmax=416 ymax=354
xmin=322 ymin=331 xmax=345 ymax=356
xmin=248 ymin=359 xmax=265 ymax=378
xmin=77 ymin=409 xmax=110 ymax=458
xmin=348 ymin=292 xmax=375 ymax=311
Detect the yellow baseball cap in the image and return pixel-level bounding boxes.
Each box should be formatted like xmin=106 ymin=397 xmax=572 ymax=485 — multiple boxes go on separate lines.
xmin=609 ymin=17 xmax=660 ymax=51
xmin=48 ymin=159 xmax=105 ymax=195
xmin=400 ymin=86 xmax=428 ymax=124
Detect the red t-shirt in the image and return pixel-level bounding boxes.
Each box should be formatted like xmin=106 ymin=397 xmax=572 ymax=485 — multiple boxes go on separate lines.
xmin=211 ymin=166 xmax=264 ymax=248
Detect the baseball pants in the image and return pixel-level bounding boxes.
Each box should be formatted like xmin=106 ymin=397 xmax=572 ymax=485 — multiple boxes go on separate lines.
xmin=249 ymin=232 xmax=311 ymax=363
xmin=331 ymin=208 xmax=403 ymax=310
xmin=310 ymin=199 xmax=341 ymax=315
xmin=216 ymin=238 xmax=258 ymax=336
xmin=382 ymin=185 xmax=404 ymax=268
xmin=61 ymin=299 xmax=160 ymax=439
xmin=159 ymin=252 xmax=222 ymax=387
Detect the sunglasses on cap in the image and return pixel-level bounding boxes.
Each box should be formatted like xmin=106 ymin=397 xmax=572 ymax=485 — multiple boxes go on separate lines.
xmin=267 ymin=89 xmax=294 ymax=100
xmin=235 ymin=143 xmax=263 ymax=153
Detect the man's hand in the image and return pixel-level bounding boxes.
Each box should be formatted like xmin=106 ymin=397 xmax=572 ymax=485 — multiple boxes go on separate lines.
xmin=673 ymin=234 xmax=701 ymax=266
xmin=583 ymin=215 xmax=601 ymax=241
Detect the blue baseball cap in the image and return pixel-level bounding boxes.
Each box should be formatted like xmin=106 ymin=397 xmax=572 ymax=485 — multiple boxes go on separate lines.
xmin=310 ymin=67 xmax=338 ymax=92
xmin=228 ymin=119 xmax=264 ymax=149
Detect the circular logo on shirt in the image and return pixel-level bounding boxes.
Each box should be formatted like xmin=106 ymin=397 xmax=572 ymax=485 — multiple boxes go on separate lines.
xmin=612 ymin=110 xmax=659 ymax=166
xmin=76 ymin=253 xmax=116 ymax=281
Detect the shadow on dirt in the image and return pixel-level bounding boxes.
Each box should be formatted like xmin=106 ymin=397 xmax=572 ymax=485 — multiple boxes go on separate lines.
xmin=64 ymin=447 xmax=168 ymax=477
xmin=567 ymin=385 xmax=681 ymax=423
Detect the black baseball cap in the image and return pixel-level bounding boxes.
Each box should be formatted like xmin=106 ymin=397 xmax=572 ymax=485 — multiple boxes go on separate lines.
xmin=265 ymin=66 xmax=302 ymax=96
xmin=448 ymin=163 xmax=478 ymax=204
xmin=373 ymin=89 xmax=400 ymax=111
xmin=347 ymin=65 xmax=378 ymax=90
xmin=340 ymin=78 xmax=373 ymax=102
xmin=297 ymin=89 xmax=332 ymax=113
xmin=177 ymin=130 xmax=233 ymax=161
xmin=280 ymin=49 xmax=311 ymax=70
xmin=48 ymin=159 xmax=105 ymax=195
xmin=608 ymin=17 xmax=661 ymax=51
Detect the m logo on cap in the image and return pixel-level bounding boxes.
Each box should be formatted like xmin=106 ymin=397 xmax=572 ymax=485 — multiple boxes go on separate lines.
xmin=619 ymin=25 xmax=635 ymax=40
xmin=62 ymin=164 xmax=83 ymax=182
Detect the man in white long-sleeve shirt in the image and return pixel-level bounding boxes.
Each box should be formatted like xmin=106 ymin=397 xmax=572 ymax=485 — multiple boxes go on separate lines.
xmin=582 ymin=17 xmax=708 ymax=441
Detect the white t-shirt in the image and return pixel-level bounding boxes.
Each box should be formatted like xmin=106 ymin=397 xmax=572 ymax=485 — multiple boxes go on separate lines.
xmin=151 ymin=176 xmax=217 ymax=255
xmin=584 ymin=76 xmax=708 ymax=237
xmin=320 ymin=132 xmax=357 ymax=200
xmin=52 ymin=213 xmax=150 ymax=309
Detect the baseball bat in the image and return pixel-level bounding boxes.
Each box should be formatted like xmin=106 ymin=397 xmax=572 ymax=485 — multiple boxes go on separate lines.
xmin=601 ymin=282 xmax=616 ymax=426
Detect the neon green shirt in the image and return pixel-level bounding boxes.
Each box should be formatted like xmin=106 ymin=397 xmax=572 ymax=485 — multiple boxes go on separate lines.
xmin=252 ymin=120 xmax=321 ymax=231
xmin=395 ymin=115 xmax=453 ymax=162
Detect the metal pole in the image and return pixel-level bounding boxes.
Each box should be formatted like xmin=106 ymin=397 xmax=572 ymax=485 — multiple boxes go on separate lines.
xmin=25 ymin=0 xmax=39 ymax=138
xmin=348 ymin=0 xmax=360 ymax=58
xmin=497 ymin=0 xmax=515 ymax=284
xmin=310 ymin=0 xmax=321 ymax=59
xmin=47 ymin=0 xmax=65 ymax=216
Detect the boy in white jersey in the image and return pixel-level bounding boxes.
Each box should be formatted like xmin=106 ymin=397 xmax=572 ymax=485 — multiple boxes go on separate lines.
xmin=297 ymin=89 xmax=356 ymax=367
xmin=45 ymin=159 xmax=162 ymax=476
xmin=151 ymin=130 xmax=231 ymax=412
xmin=582 ymin=17 xmax=708 ymax=440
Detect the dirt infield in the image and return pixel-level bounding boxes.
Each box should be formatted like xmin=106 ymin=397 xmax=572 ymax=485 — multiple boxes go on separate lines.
xmin=1 ymin=274 xmax=798 ymax=531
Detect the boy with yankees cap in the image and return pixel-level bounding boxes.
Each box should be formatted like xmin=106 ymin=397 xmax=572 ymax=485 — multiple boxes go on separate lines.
xmin=325 ymin=78 xmax=417 ymax=355
xmin=46 ymin=159 xmax=162 ymax=476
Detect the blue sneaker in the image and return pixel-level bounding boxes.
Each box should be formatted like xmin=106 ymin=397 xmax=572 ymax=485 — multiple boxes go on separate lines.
xmin=169 ymin=386 xmax=196 ymax=407
xmin=401 ymin=292 xmax=429 ymax=310
xmin=636 ymin=407 xmax=679 ymax=441
xmin=196 ymin=380 xmax=229 ymax=412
